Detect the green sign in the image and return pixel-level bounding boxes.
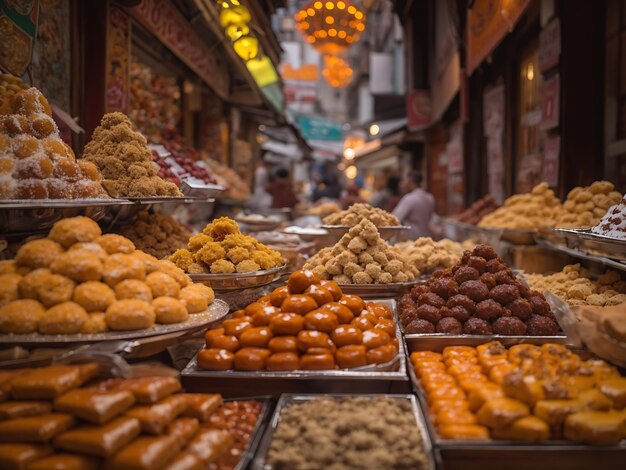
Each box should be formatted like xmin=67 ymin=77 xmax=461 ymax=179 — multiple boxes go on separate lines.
xmin=296 ymin=115 xmax=343 ymax=141
xmin=0 ymin=0 xmax=39 ymax=76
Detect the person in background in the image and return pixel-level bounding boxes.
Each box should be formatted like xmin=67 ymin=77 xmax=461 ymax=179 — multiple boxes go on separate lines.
xmin=313 ymin=172 xmax=342 ymax=201
xmin=340 ymin=181 xmax=365 ymax=209
xmin=392 ymin=171 xmax=435 ymax=239
xmin=370 ymin=175 xmax=401 ymax=211
xmin=248 ymin=158 xmax=272 ymax=211
xmin=266 ymin=167 xmax=298 ymax=209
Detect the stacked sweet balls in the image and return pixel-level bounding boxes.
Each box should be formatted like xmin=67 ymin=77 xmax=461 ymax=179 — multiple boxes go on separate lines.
xmin=198 ymin=270 xmax=399 ymax=371
xmin=399 ymin=244 xmax=560 ymax=336
xmin=0 ymin=216 xmax=214 ymax=335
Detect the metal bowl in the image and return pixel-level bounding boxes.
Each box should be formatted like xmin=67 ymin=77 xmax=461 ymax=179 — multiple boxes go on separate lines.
xmin=337 ymin=280 xmax=422 ymax=299
xmin=321 ymin=225 xmax=409 ymax=241
xmin=189 ymin=265 xmax=288 ymax=291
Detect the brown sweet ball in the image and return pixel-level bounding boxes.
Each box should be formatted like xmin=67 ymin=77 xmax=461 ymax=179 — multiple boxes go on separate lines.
xmin=102 ymin=253 xmax=146 ymax=286
xmin=474 ymin=299 xmax=504 ymax=322
xmin=39 ymin=301 xmax=88 ymax=334
xmin=114 ymin=279 xmax=153 ymax=302
xmin=526 ymin=315 xmax=560 ymax=336
xmin=429 ymin=277 xmax=459 ymax=300
xmin=49 ymin=217 xmax=102 ymax=248
xmin=50 ymin=249 xmax=103 ymax=282
xmin=462 ymin=317 xmax=492 ymax=335
xmin=34 ymin=272 xmax=76 ymax=308
xmin=0 ymin=273 xmax=21 ymax=307
xmin=0 ymin=299 xmax=45 ymax=334
xmin=507 ymin=298 xmax=533 ymax=321
xmin=15 ymin=239 xmax=63 ymax=269
xmin=152 ymin=297 xmax=188 ymax=324
xmin=454 ymin=266 xmax=480 ymax=285
xmin=490 ymin=284 xmax=520 ymax=305
xmin=416 ymin=304 xmax=441 ymax=324
xmin=459 ymin=280 xmax=490 ymax=303
xmin=406 ymin=318 xmax=435 ymax=334
xmin=17 ymin=268 xmax=49 ymax=298
xmin=15 ymin=179 xmax=48 ymax=199
xmin=178 ymin=284 xmax=214 ymax=313
xmin=145 ymin=271 xmax=180 ymax=298
xmin=96 ymin=234 xmax=135 ymax=255
xmin=419 ymin=292 xmax=446 ymax=309
xmin=72 ymin=281 xmax=116 ymax=312
xmin=492 ymin=316 xmax=527 ymax=336
xmin=156 ymin=260 xmax=190 ymax=288
xmin=79 ymin=312 xmax=108 ymax=334
xmin=67 ymin=242 xmax=108 ymax=262
xmin=436 ymin=317 xmax=463 ymax=334
xmin=473 ymin=245 xmax=498 ymax=261
xmin=105 ymin=299 xmax=155 ymax=331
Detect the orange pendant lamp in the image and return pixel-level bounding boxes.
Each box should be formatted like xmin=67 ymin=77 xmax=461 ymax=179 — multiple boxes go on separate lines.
xmin=322 ymin=55 xmax=353 ymax=88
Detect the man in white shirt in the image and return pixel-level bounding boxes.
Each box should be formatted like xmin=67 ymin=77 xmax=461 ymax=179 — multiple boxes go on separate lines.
xmin=392 ymin=171 xmax=435 ymax=239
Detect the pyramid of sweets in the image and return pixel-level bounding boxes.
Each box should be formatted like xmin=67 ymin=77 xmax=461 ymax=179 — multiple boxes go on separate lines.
xmin=0 ymin=216 xmax=215 ymax=335
xmin=556 ymin=181 xmax=622 ymax=228
xmin=0 ymin=364 xmax=264 ymax=468
xmin=0 ymin=72 xmax=29 ymax=114
xmin=82 ymin=112 xmax=182 ymax=198
xmin=0 ymin=84 xmax=109 ymax=199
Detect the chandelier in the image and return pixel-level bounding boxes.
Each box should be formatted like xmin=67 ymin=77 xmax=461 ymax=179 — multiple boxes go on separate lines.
xmin=294 ymin=1 xmax=366 ymax=55
xmin=322 ymin=55 xmax=353 ymax=88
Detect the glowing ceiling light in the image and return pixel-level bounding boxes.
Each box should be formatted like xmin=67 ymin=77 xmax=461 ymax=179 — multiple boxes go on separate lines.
xmin=343 ymin=147 xmax=355 ymax=159
xmin=345 ymin=165 xmax=357 ymax=179
xmin=326 ymin=1 xmax=334 ymax=9
xmin=233 ymin=35 xmax=259 ymax=60
xmin=369 ymin=124 xmax=380 ymax=136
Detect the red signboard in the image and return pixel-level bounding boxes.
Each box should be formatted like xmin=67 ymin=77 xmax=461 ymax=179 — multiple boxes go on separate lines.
xmin=131 ymin=0 xmax=229 ymax=98
xmin=542 ymin=135 xmax=560 ymax=186
xmin=541 ymin=74 xmax=560 ymax=130
xmin=539 ymin=19 xmax=560 ymax=72
xmin=407 ymin=90 xmax=432 ymax=131
xmin=105 ymin=6 xmax=130 ymax=113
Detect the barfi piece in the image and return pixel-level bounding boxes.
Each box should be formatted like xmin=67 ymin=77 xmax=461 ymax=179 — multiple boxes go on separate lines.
xmin=0 ymin=443 xmax=52 ymax=470
xmin=54 ymin=388 xmax=135 ymax=424
xmin=103 ymin=435 xmax=180 ymax=470
xmin=0 ymin=413 xmax=74 ymax=443
xmin=166 ymin=418 xmax=199 ymax=448
xmin=164 ymin=452 xmax=204 ymax=470
xmin=26 ymin=453 xmax=99 ymax=470
xmin=564 ymin=410 xmax=626 ymax=445
xmin=0 ymin=402 xmax=51 ymax=421
xmin=491 ymin=416 xmax=550 ymax=442
xmin=125 ymin=395 xmax=187 ymax=435
xmin=185 ymin=429 xmax=233 ymax=463
xmin=180 ymin=394 xmax=222 ymax=422
xmin=11 ymin=365 xmax=99 ymax=400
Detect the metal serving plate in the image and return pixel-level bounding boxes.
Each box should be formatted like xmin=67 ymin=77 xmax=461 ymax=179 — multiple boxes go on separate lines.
xmin=535 ymin=235 xmax=626 ymax=273
xmin=555 ymin=227 xmax=626 ymax=261
xmin=0 ymin=299 xmax=228 ymax=347
xmin=180 ymin=181 xmax=224 ymax=199
xmin=337 ymin=280 xmax=423 ymax=299
xmin=228 ymin=396 xmax=274 ymax=470
xmin=189 ymin=265 xmax=287 ymax=292
xmin=406 ymin=342 xmax=626 ymax=470
xmin=321 ymin=224 xmax=409 ymax=241
xmin=236 ymin=218 xmax=283 ymax=232
xmin=0 ymin=198 xmax=130 ymax=233
xmin=251 ymin=393 xmax=436 ymax=470
xmin=181 ymin=299 xmax=410 ymax=397
xmin=404 ymin=334 xmax=571 ymax=354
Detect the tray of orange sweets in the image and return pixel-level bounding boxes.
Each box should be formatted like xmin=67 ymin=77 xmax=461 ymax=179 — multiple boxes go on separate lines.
xmin=408 ymin=340 xmax=626 ymax=470
xmin=181 ymin=270 xmax=410 ymax=397
xmin=0 ymin=360 xmax=272 ymax=470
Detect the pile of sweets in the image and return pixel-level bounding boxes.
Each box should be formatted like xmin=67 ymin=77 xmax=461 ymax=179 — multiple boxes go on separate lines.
xmin=0 ymin=216 xmax=214 ymax=335
xmin=556 ymin=181 xmax=622 ymax=228
xmin=524 ymin=264 xmax=626 ymax=307
xmin=0 ymin=365 xmax=264 ymax=469
xmin=169 ymin=217 xmax=283 ymax=274
xmin=202 ymin=156 xmax=251 ymax=200
xmin=322 ymin=202 xmax=400 ymax=226
xmin=199 ymin=270 xmax=399 ymax=371
xmin=118 ymin=211 xmax=191 ymax=260
xmin=394 ymin=237 xmax=467 ymax=274
xmin=399 ymin=244 xmax=560 ymax=336
xmin=478 ymin=182 xmax=563 ymax=229
xmin=591 ymin=194 xmax=626 ymax=240
xmin=303 ymin=219 xmax=419 ymax=284
xmin=411 ymin=342 xmax=626 ymax=444
xmin=0 ymin=85 xmax=108 ymax=199
xmin=0 ymin=72 xmax=29 ymax=113
xmin=82 ymin=112 xmax=182 ymax=198
xmin=453 ymin=195 xmax=499 ymax=225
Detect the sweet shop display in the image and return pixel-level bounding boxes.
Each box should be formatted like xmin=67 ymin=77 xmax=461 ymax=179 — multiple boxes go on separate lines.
xmin=151 ymin=148 xmax=181 ymax=186
xmin=399 ymin=244 xmax=560 ymax=336
xmin=117 ymin=211 xmax=191 ymax=259
xmin=0 ymin=216 xmax=215 ymax=335
xmin=591 ymin=194 xmax=626 ymax=240
xmin=0 ymin=73 xmax=30 ymax=114
xmin=303 ymin=219 xmax=418 ymax=284
xmin=308 ymin=201 xmax=341 ymax=217
xmin=202 ymin=157 xmax=251 ymax=200
xmin=524 ymin=264 xmax=626 ymax=307
xmin=322 ymin=202 xmax=400 ymax=226
xmin=556 ymin=182 xmax=622 ymax=229
xmin=478 ymin=183 xmax=563 ymax=229
xmin=453 ymin=195 xmax=499 ymax=225
xmin=0 ymin=364 xmax=264 ymax=469
xmin=169 ymin=217 xmax=284 ymax=274
xmin=197 ymin=270 xmax=400 ymax=371
xmin=82 ymin=113 xmax=182 ymax=198
xmin=394 ymin=237 xmax=468 ymax=275
xmin=410 ymin=341 xmax=626 ymax=444
xmin=265 ymin=397 xmax=430 ymax=469
xmin=0 ymin=86 xmax=109 ymax=199
xmin=161 ymin=138 xmax=218 ymax=186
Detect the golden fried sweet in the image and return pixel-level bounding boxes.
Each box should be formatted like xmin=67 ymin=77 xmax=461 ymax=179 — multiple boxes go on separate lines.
xmin=17 ymin=268 xmax=49 ymax=299
xmin=178 ymin=284 xmax=214 ymax=313
xmin=133 ymin=251 xmax=161 ymax=274
xmin=145 ymin=271 xmax=180 ymax=298
xmin=0 ymin=273 xmax=21 ymax=307
xmin=0 ymin=299 xmax=45 ymax=334
xmin=102 ymin=254 xmax=146 ymax=286
xmin=95 ymin=234 xmax=135 ymax=254
xmin=323 ymin=203 xmax=400 ymax=226
xmin=15 ymin=239 xmax=63 ymax=269
xmin=39 ymin=302 xmax=88 ymax=334
xmin=50 ymin=249 xmax=103 ymax=282
xmin=32 ymin=273 xmax=75 ymax=308
xmin=156 ymin=260 xmax=190 ymax=288
xmin=114 ymin=279 xmax=153 ymax=302
xmin=68 ymin=242 xmax=108 ymax=262
xmin=153 ymin=297 xmax=188 ymax=324
xmin=105 ymin=300 xmax=155 ymax=331
xmin=564 ymin=410 xmax=626 ymax=444
xmin=48 ymin=217 xmax=102 ymax=248
xmin=79 ymin=312 xmax=108 ymax=334
xmin=72 ymin=281 xmax=115 ymax=312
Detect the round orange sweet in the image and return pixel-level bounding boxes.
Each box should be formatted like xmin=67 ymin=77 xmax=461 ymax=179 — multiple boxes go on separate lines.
xmin=320 ymin=280 xmax=342 ymax=301
xmin=280 ymin=295 xmax=317 ymax=315
xmin=366 ymin=344 xmax=397 ymax=364
xmin=374 ymin=318 xmax=395 ymax=337
xmin=335 ymin=344 xmax=367 ymax=369
xmin=287 ymin=270 xmax=320 ymax=294
xmin=300 ymin=352 xmax=335 ymax=370
xmin=266 ymin=352 xmax=300 ymax=371
xmin=303 ymin=310 xmax=339 ymax=333
xmin=320 ymin=302 xmax=354 ymax=324
xmin=362 ymin=328 xmax=391 ymax=350
xmin=330 ymin=325 xmax=363 ymax=347
xmin=251 ymin=306 xmax=280 ymax=326
xmin=304 ymin=284 xmax=333 ymax=306
xmin=239 ymin=326 xmax=273 ymax=348
xmin=269 ymin=286 xmax=290 ymax=307
xmin=296 ymin=330 xmax=332 ymax=352
xmin=233 ymin=347 xmax=271 ymax=371
xmin=351 ymin=316 xmax=374 ymax=331
xmin=269 ymin=313 xmax=304 ymax=336
xmin=222 ymin=318 xmax=252 ymax=337
xmin=339 ymin=295 xmax=365 ymax=315
xmin=268 ymin=335 xmax=298 ymax=353
xmin=212 ymin=335 xmax=240 ymax=352
xmin=365 ymin=302 xmax=393 ymax=319
xmin=205 ymin=328 xmax=224 ymax=347
xmin=198 ymin=348 xmax=234 ymax=370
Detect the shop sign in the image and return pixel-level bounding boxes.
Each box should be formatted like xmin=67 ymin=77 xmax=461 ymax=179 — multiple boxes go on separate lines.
xmin=539 ymin=19 xmax=560 ymax=72
xmin=281 ymin=63 xmax=318 ymax=82
xmin=0 ymin=0 xmax=39 ymax=76
xmin=407 ymin=90 xmax=432 ymax=131
xmin=131 ymin=0 xmax=229 ymax=98
xmin=467 ymin=0 xmax=531 ymax=75
xmin=542 ymin=135 xmax=560 ymax=186
xmin=296 ymin=115 xmax=343 ymax=141
xmin=105 ymin=5 xmax=130 ymax=113
xmin=541 ymin=74 xmax=560 ymax=130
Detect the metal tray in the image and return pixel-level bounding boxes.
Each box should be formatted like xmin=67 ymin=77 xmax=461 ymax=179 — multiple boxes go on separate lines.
xmin=227 ymin=396 xmax=274 ymax=470
xmin=251 ymin=393 xmax=436 ymax=470
xmin=337 ymin=279 xmax=423 ymax=299
xmin=535 ymin=235 xmax=626 ymax=273
xmin=556 ymin=228 xmax=626 ymax=261
xmin=0 ymin=299 xmax=228 ymax=346
xmin=321 ymin=224 xmax=408 ymax=241
xmin=236 ymin=218 xmax=283 ymax=232
xmin=404 ymin=334 xmax=571 ymax=353
xmin=180 ymin=181 xmax=224 ymax=199
xmin=181 ymin=299 xmax=410 ymax=397
xmin=189 ymin=265 xmax=287 ymax=292
xmin=438 ymin=217 xmax=503 ymax=247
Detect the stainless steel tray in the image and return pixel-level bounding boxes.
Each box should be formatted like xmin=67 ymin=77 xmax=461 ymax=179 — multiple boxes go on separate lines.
xmin=555 ymin=228 xmax=626 ymax=261
xmin=189 ymin=265 xmax=287 ymax=292
xmin=535 ymin=235 xmax=626 ymax=273
xmin=439 ymin=217 xmax=502 ymax=247
xmin=228 ymin=396 xmax=274 ymax=470
xmin=321 ymin=224 xmax=408 ymax=241
xmin=251 ymin=393 xmax=436 ymax=470
xmin=404 ymin=334 xmax=571 ymax=353
xmin=0 ymin=299 xmax=228 ymax=346
xmin=237 ymin=220 xmax=283 ymax=232
xmin=337 ymin=280 xmax=423 ymax=299
xmin=181 ymin=299 xmax=410 ymax=397
xmin=180 ymin=181 xmax=224 ymax=199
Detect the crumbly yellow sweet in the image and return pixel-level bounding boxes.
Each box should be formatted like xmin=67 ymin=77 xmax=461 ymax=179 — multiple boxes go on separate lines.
xmin=303 ymin=219 xmax=419 ymax=284
xmin=323 ymin=202 xmax=400 ymax=226
xmin=0 ymin=73 xmax=29 ymax=114
xmin=118 ymin=211 xmax=190 ymax=259
xmin=525 ymin=264 xmax=626 ymax=307
xmin=478 ymin=182 xmax=563 ymax=229
xmin=394 ymin=237 xmax=467 ymax=274
xmin=82 ymin=112 xmax=182 ymax=198
xmin=169 ymin=217 xmax=283 ymax=274
xmin=556 ymin=181 xmax=622 ymax=228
